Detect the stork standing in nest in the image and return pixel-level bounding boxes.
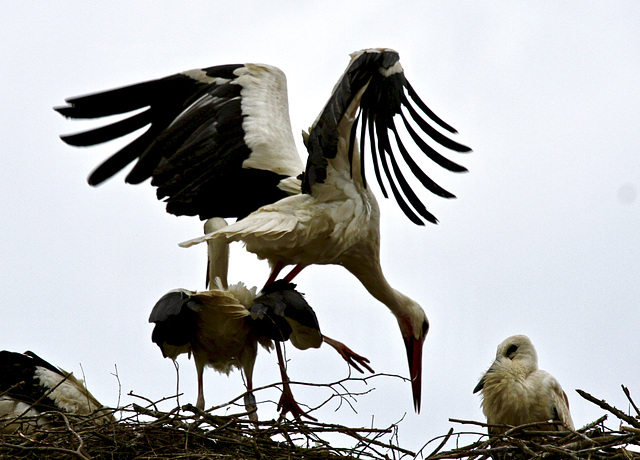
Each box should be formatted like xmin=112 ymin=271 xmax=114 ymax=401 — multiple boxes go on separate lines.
xmin=150 ymin=218 xmax=372 ymax=420
xmin=57 ymin=49 xmax=470 ymax=411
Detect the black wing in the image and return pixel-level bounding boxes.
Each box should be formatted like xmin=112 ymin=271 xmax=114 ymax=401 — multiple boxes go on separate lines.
xmin=149 ymin=290 xmax=200 ymax=356
xmin=0 ymin=350 xmax=63 ymax=413
xmin=302 ymin=48 xmax=471 ymax=225
xmin=250 ymin=280 xmax=322 ymax=350
xmin=56 ymin=64 xmax=302 ymax=220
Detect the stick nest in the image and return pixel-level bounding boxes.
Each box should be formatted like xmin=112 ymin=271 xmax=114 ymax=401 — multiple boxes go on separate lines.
xmin=1 ymin=383 xmax=639 ymax=459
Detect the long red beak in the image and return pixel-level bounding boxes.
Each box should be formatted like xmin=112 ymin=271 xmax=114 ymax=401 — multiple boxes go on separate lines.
xmin=404 ymin=336 xmax=423 ymax=413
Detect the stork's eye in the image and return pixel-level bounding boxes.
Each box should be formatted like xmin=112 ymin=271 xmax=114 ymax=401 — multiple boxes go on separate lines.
xmin=506 ymin=344 xmax=518 ymax=358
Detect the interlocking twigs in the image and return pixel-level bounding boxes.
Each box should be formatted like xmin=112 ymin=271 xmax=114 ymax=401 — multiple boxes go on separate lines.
xmin=577 ymin=388 xmax=640 ymax=429
xmin=1 ymin=373 xmax=413 ymax=459
xmin=2 ymin=381 xmax=639 ymax=459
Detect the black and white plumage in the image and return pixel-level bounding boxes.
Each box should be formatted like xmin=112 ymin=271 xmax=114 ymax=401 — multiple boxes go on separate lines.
xmin=57 ymin=48 xmax=470 ymax=412
xmin=473 ymin=335 xmax=574 ymax=434
xmin=0 ymin=350 xmax=113 ymax=433
xmin=150 ymin=217 xmax=365 ymax=420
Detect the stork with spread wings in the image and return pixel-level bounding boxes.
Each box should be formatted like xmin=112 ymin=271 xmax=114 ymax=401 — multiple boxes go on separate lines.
xmin=57 ymin=48 xmax=471 ymax=412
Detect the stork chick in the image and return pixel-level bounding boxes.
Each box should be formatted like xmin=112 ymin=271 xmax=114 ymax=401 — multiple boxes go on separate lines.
xmin=473 ymin=335 xmax=574 ymax=434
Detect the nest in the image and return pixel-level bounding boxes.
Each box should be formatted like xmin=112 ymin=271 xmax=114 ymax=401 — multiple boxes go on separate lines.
xmin=0 ymin=403 xmax=409 ymax=459
xmin=1 ymin=380 xmax=639 ymax=459
xmin=0 ymin=374 xmax=412 ymax=459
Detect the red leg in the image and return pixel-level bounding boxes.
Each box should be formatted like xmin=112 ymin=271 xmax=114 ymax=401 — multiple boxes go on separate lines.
xmin=283 ymin=264 xmax=306 ymax=282
xmin=264 ymin=261 xmax=285 ymax=288
xmin=274 ymin=341 xmax=317 ymax=421
xmin=323 ymin=335 xmax=374 ymax=374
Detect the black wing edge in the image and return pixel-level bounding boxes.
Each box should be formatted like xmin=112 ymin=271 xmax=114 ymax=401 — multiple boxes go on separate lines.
xmin=303 ymin=49 xmax=472 ymax=225
xmin=0 ymin=350 xmax=63 ymax=378
xmin=149 ymin=290 xmax=200 ymax=355
xmin=55 ymin=64 xmax=244 ymax=186
xmin=0 ymin=350 xmax=63 ymax=412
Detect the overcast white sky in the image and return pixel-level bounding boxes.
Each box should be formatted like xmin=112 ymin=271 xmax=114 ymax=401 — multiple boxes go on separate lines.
xmin=2 ymin=1 xmax=639 ymax=454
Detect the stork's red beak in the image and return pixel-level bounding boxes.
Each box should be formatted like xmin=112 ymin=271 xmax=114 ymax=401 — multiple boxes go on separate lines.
xmin=404 ymin=336 xmax=423 ymax=413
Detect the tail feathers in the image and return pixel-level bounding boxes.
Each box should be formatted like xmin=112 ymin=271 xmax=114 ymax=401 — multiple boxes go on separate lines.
xmin=179 ymin=211 xmax=297 ymax=248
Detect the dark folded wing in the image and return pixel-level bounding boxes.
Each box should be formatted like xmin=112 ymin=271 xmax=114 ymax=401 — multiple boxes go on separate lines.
xmin=250 ymin=280 xmax=322 ymax=349
xmin=149 ymin=289 xmax=200 ymax=357
xmin=57 ymin=64 xmax=303 ymax=219
xmin=302 ymin=48 xmax=471 ymax=225
xmin=0 ymin=350 xmax=63 ymax=412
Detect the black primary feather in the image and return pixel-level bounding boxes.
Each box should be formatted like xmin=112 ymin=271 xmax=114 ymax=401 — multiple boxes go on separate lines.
xmin=302 ymin=49 xmax=471 ymax=225
xmin=56 ymin=64 xmax=290 ymax=220
xmin=57 ymin=50 xmax=471 ymax=225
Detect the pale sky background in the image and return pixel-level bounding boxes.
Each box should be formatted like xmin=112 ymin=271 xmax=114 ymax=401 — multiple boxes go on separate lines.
xmin=1 ymin=1 xmax=639 ymax=454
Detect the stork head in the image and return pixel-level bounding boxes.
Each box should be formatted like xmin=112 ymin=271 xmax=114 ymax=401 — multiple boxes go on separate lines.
xmin=397 ymin=299 xmax=429 ymax=413
xmin=493 ymin=334 xmax=539 ymax=374
xmin=473 ymin=334 xmax=539 ymax=394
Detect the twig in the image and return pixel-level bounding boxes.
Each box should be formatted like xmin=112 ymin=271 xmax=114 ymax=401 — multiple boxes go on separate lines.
xmin=623 ymin=385 xmax=640 ymax=417
xmin=424 ymin=427 xmax=454 ymax=458
xmin=577 ymin=389 xmax=640 ymax=429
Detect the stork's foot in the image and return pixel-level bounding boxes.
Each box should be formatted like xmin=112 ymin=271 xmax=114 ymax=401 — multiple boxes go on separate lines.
xmin=323 ymin=335 xmax=374 ymax=374
xmin=277 ymin=382 xmax=317 ymax=421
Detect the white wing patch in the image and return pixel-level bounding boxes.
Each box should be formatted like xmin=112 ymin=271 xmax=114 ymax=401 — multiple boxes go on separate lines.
xmin=33 ymin=367 xmax=102 ymax=416
xmin=182 ymin=69 xmax=231 ymax=86
xmin=379 ymin=60 xmax=403 ymax=77
xmin=235 ymin=64 xmax=304 ymax=177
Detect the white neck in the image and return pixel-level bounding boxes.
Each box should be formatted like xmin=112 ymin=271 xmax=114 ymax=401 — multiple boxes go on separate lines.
xmin=342 ymin=251 xmax=424 ymax=340
xmin=204 ymin=218 xmax=230 ymax=289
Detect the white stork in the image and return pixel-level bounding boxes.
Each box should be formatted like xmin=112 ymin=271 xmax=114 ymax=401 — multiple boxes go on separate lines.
xmin=149 ymin=218 xmax=372 ymax=420
xmin=0 ymin=350 xmax=114 ymax=433
xmin=56 ymin=48 xmax=470 ymax=412
xmin=473 ymin=335 xmax=575 ymax=434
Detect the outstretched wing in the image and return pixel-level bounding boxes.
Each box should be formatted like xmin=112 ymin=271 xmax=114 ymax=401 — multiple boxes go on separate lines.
xmin=302 ymin=48 xmax=471 ymax=225
xmin=56 ymin=64 xmax=304 ymax=220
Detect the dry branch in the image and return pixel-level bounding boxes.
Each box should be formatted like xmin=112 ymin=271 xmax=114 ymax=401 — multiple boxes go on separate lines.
xmin=3 ymin=380 xmax=640 ymax=459
xmin=1 ymin=373 xmax=412 ymax=459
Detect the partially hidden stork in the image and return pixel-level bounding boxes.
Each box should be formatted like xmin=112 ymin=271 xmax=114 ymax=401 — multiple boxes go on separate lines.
xmin=149 ymin=218 xmax=372 ymax=420
xmin=473 ymin=335 xmax=575 ymax=434
xmin=57 ymin=48 xmax=471 ymax=412
xmin=0 ymin=350 xmax=114 ymax=433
